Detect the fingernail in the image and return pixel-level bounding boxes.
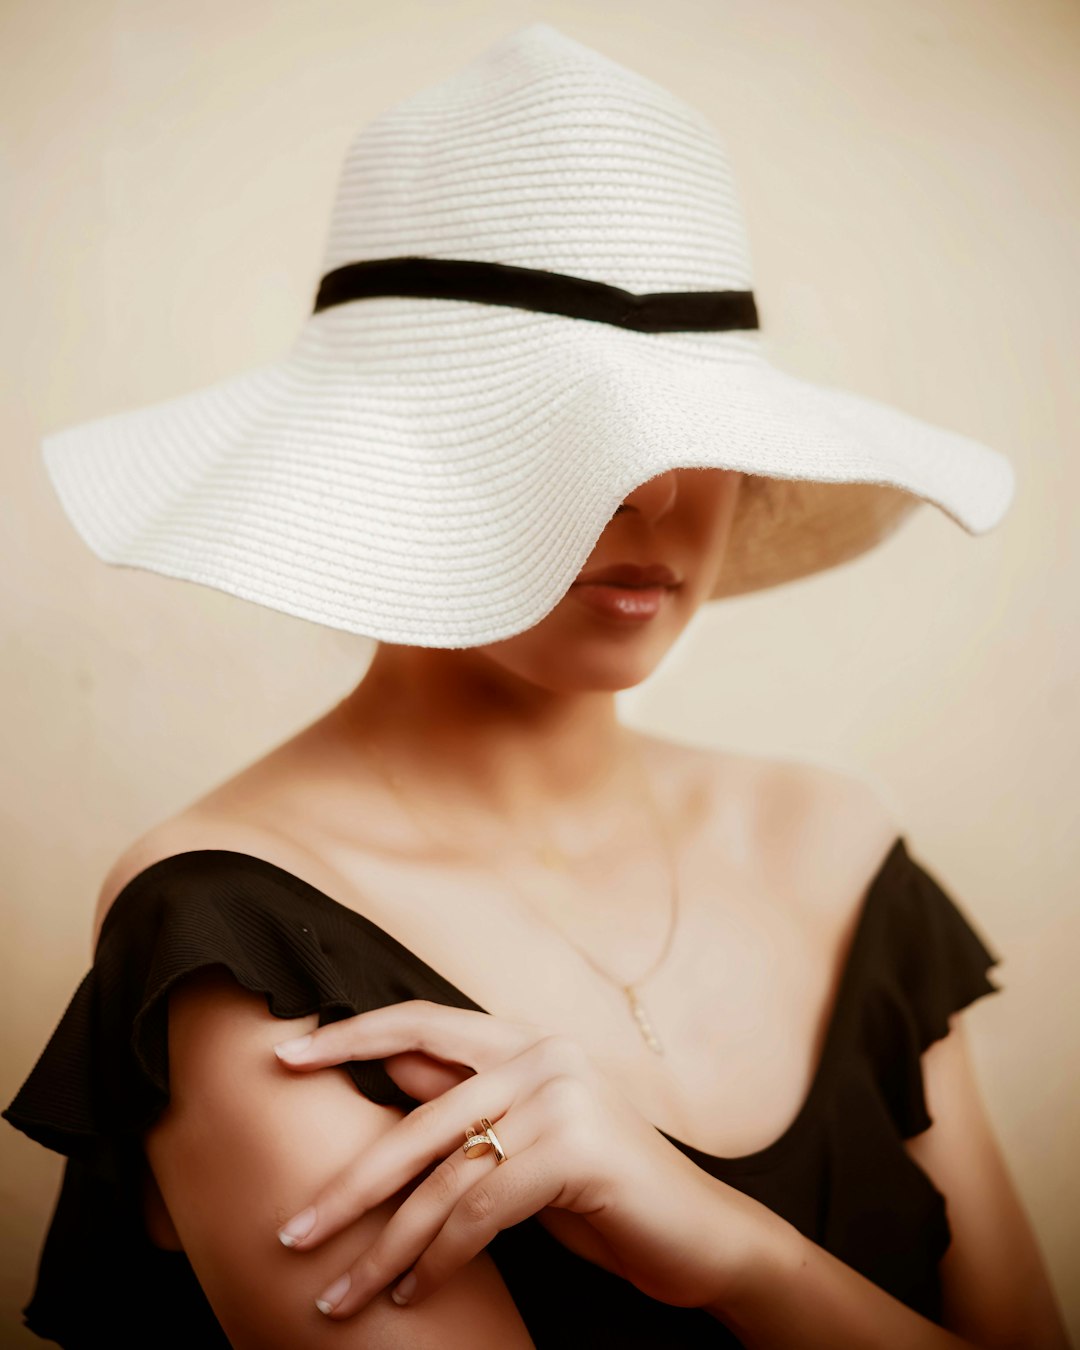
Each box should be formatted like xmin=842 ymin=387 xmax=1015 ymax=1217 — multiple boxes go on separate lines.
xmin=315 ymin=1271 xmax=351 ymax=1315
xmin=391 ymin=1271 xmax=416 ymax=1306
xmin=277 ymin=1206 xmax=317 ymax=1247
xmin=274 ymin=1034 xmax=313 ymax=1059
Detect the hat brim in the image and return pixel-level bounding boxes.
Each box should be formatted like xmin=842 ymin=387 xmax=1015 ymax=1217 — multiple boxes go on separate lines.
xmin=41 ymin=299 xmax=1015 ymax=647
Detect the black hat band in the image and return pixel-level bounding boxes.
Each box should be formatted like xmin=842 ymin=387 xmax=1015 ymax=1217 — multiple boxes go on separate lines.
xmin=313 ymin=255 xmax=759 ymax=334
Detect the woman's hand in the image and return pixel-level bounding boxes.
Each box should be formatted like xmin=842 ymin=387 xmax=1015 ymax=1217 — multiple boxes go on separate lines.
xmin=270 ymin=1000 xmax=763 ymax=1321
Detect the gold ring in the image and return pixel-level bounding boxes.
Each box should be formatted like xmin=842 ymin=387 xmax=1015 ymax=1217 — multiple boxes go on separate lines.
xmin=462 ymin=1124 xmax=492 ymax=1158
xmin=479 ymin=1117 xmax=507 ymax=1164
xmin=461 ymin=1117 xmax=508 ymax=1164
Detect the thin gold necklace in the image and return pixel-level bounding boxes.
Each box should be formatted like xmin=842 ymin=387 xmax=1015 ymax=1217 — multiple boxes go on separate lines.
xmin=362 ymin=735 xmax=680 ymax=1056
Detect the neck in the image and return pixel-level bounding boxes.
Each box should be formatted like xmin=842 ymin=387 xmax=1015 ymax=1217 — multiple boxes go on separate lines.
xmin=328 ymin=642 xmax=648 ymax=847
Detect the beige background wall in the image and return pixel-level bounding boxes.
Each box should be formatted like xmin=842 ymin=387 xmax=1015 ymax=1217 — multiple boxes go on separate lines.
xmin=2 ymin=0 xmax=1077 ymax=1341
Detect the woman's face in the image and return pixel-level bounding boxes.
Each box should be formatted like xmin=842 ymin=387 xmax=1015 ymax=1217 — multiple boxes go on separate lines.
xmin=476 ymin=467 xmax=745 ymax=693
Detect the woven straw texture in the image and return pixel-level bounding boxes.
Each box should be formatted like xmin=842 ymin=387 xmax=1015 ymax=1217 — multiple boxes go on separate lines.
xmin=41 ymin=21 xmax=1015 ymax=647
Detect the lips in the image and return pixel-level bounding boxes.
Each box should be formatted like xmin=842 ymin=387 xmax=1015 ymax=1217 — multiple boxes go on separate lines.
xmin=573 ymin=562 xmax=680 ymax=588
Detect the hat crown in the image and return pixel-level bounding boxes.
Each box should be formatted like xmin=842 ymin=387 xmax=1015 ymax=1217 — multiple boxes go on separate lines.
xmin=319 ymin=22 xmax=756 ymax=296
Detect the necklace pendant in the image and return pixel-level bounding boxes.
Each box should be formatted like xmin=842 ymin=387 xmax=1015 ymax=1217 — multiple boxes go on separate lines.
xmin=624 ymin=984 xmax=664 ymax=1055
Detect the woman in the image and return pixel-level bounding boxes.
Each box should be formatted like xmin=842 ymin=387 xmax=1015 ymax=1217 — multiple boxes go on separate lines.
xmin=4 ymin=21 xmax=1069 ymax=1350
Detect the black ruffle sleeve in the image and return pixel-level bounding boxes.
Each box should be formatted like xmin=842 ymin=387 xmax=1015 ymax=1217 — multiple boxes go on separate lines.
xmin=2 ymin=851 xmax=477 ymax=1348
xmin=1 ymin=841 xmax=1010 ymax=1349
xmin=3 ymin=853 xmax=437 ymax=1186
xmin=867 ymin=845 xmax=1004 ymax=1140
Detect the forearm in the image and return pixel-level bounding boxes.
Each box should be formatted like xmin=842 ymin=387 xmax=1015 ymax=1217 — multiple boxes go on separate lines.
xmin=703 ymin=1189 xmax=979 ymax=1350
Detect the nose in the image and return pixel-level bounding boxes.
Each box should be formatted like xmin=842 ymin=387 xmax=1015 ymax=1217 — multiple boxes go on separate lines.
xmin=614 ymin=470 xmax=678 ymax=526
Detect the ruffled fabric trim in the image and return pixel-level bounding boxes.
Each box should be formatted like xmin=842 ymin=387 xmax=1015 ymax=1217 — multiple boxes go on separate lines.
xmin=2 ymin=856 xmax=429 ymax=1183
xmin=862 ymin=848 xmax=1003 ymax=1139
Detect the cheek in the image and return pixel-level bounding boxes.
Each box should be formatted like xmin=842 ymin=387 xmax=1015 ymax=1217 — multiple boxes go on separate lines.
xmin=690 ymin=477 xmax=743 ymax=550
xmin=681 ymin=481 xmax=744 ymax=592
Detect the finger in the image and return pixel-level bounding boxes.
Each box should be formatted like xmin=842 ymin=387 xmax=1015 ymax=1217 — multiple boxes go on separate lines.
xmin=273 ymin=1000 xmax=540 ymax=1074
xmin=312 ymin=1114 xmax=539 ymax=1319
xmin=382 ymin=1050 xmax=476 ymax=1102
xmin=277 ymin=1049 xmax=530 ymax=1249
xmin=277 ymin=1033 xmax=587 ymax=1250
xmin=394 ymin=1137 xmax=566 ymax=1310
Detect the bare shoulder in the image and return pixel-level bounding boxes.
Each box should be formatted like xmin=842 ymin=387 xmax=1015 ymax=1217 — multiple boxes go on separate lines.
xmin=750 ymin=750 xmax=902 ymax=912
xmin=763 ymin=750 xmax=899 ymax=855
xmin=91 ymin=810 xmax=299 ymax=952
xmin=646 ymin=733 xmax=902 ymax=918
xmin=90 ymin=712 xmax=408 ymax=952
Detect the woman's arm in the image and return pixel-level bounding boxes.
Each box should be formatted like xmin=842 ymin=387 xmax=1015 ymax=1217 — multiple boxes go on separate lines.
xmin=702 ymin=1012 xmax=1071 ymax=1350
xmin=142 ymin=967 xmax=535 ymax=1350
xmin=907 ymin=1013 xmax=1070 ymax=1347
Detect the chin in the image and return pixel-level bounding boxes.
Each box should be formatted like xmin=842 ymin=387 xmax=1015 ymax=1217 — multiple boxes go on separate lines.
xmin=489 ymin=626 xmax=678 ymax=694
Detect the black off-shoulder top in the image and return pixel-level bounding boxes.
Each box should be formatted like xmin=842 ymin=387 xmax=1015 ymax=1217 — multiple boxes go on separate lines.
xmin=3 ymin=835 xmax=1003 ymax=1348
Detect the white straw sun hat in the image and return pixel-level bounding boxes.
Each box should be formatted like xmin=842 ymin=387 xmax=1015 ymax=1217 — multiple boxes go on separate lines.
xmin=42 ymin=21 xmax=1015 ymax=649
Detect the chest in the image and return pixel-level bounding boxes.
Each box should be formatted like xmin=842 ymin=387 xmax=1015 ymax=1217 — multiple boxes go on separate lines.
xmin=132 ymin=755 xmax=897 ymax=1248
xmin=315 ymin=837 xmax=854 ymax=1162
